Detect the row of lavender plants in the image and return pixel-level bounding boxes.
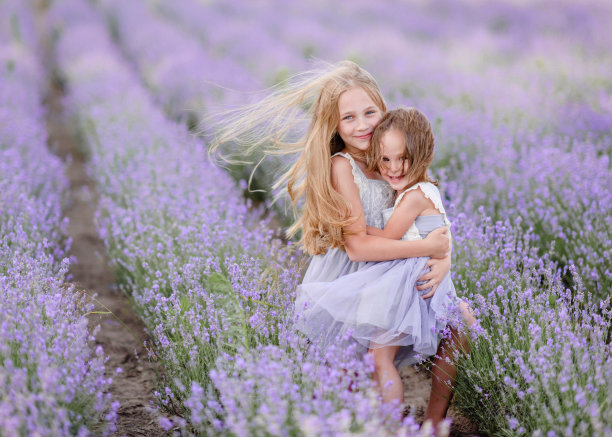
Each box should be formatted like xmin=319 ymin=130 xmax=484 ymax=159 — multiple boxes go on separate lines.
xmin=97 ymin=0 xmax=301 ymax=217
xmin=0 ymin=1 xmax=114 ymax=435
xmin=448 ymin=210 xmax=610 ymax=435
xmin=93 ymin=0 xmax=612 ymax=434
xmin=49 ymin=0 xmax=436 ymax=435
xmin=104 ymin=0 xmax=612 ymax=300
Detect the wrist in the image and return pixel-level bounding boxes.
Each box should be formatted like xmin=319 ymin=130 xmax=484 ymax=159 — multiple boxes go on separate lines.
xmin=422 ymin=239 xmax=434 ymax=257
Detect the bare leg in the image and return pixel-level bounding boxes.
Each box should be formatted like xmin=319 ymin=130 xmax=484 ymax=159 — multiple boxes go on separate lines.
xmin=370 ymin=344 xmax=403 ymax=407
xmin=424 ymin=301 xmax=475 ymax=429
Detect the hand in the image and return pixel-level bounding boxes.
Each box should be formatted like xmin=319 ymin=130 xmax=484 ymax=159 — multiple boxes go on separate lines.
xmin=424 ymin=227 xmax=450 ymax=259
xmin=417 ymin=254 xmax=451 ymax=299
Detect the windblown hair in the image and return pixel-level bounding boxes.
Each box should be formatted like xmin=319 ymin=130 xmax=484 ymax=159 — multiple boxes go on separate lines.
xmin=367 ymin=107 xmax=437 ymax=188
xmin=209 ymin=61 xmax=386 ymax=255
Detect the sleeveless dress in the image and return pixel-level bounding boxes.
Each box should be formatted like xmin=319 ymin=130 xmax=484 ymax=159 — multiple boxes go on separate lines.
xmin=295 ymin=152 xmax=393 ymax=353
xmin=296 ymin=178 xmax=460 ymax=368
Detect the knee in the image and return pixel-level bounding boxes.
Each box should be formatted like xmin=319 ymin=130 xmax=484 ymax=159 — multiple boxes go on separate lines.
xmin=459 ymin=301 xmax=476 ymax=328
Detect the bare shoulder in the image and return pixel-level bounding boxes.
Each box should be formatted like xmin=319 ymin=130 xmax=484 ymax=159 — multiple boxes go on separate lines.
xmin=399 ymin=187 xmax=427 ymax=202
xmin=331 ymin=154 xmax=352 ymax=171
xmin=396 ymin=186 xmax=433 ymax=211
xmin=330 ymin=154 xmax=354 ymax=182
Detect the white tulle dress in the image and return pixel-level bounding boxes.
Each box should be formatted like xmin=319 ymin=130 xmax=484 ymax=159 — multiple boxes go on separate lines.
xmin=295 ymin=157 xmax=460 ymax=368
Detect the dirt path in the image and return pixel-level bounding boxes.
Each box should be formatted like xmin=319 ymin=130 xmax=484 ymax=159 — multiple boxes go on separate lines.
xmin=33 ymin=4 xmax=167 ymax=434
xmin=44 ymin=77 xmax=167 ymax=437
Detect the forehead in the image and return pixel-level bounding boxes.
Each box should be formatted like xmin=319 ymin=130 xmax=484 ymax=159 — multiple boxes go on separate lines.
xmin=380 ymin=129 xmax=406 ymax=154
xmin=338 ymin=87 xmax=378 ymax=112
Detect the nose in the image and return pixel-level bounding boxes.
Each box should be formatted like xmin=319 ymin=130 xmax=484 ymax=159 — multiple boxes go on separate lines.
xmin=356 ymin=115 xmax=367 ymax=131
xmin=390 ymin=159 xmax=402 ymax=173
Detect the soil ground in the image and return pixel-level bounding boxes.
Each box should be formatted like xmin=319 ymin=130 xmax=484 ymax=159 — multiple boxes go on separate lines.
xmin=45 ymin=81 xmax=168 ymax=437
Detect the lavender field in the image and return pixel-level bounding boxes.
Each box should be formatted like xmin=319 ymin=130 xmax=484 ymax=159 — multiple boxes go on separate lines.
xmin=1 ymin=0 xmax=611 ymax=436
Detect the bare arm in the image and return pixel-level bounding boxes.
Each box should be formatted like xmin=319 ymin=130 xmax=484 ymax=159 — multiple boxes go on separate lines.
xmin=366 ymin=181 xmax=454 ymax=297
xmin=373 ymin=189 xmax=432 ymax=240
xmin=331 ymin=157 xmax=449 ymax=262
xmin=366 ymin=225 xmax=385 ymax=237
xmin=344 ymin=228 xmax=449 ymax=262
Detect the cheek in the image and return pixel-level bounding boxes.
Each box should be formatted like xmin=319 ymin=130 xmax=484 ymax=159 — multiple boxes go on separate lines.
xmin=337 ymin=122 xmax=349 ymax=138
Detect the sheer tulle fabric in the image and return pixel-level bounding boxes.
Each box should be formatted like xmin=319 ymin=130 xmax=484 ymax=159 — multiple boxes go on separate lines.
xmin=297 ymin=215 xmax=460 ymax=368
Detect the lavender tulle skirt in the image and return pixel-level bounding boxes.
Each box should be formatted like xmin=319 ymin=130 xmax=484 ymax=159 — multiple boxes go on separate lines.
xmin=295 ymin=216 xmax=460 ymax=369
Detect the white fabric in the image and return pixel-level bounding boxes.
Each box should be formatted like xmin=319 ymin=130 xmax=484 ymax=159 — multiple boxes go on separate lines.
xmin=382 ymin=182 xmax=451 ymax=241
xmin=332 ymin=152 xmax=394 ymax=229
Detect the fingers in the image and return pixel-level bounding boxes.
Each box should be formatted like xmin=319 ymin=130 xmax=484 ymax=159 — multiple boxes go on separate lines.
xmin=434 ymin=227 xmax=448 ymax=236
xmin=428 ymin=227 xmax=446 ymax=238
xmin=418 ymin=263 xmax=436 ymax=282
xmin=427 ymin=254 xmax=451 ymax=270
xmin=416 ymin=278 xmax=434 ymax=290
xmin=421 ymin=282 xmax=438 ymax=299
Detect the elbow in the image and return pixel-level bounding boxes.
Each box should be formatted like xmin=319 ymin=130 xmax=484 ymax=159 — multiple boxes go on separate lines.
xmin=344 ymin=240 xmax=365 ymax=262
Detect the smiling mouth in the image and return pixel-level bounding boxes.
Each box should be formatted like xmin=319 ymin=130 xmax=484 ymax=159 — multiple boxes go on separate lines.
xmin=355 ymin=133 xmax=372 ymax=140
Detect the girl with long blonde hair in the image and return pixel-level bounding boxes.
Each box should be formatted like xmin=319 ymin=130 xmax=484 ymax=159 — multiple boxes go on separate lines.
xmin=211 ymin=61 xmax=454 ymax=427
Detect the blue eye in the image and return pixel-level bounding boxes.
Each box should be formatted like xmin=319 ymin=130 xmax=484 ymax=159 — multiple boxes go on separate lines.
xmin=343 ymin=115 xmax=353 ymax=120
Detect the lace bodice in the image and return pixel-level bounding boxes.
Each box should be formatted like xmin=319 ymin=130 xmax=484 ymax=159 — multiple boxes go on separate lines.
xmin=332 ymin=152 xmax=393 ymax=229
xmin=382 ymin=182 xmax=451 ymax=241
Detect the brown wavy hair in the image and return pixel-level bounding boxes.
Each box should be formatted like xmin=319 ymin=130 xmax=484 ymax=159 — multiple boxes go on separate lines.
xmin=209 ymin=61 xmax=386 ymax=255
xmin=367 ymin=107 xmax=437 ymax=188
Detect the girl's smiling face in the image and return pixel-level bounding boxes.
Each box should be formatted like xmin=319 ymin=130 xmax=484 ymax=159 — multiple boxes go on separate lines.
xmin=379 ymin=128 xmax=411 ymax=191
xmin=336 ymin=87 xmax=383 ymax=155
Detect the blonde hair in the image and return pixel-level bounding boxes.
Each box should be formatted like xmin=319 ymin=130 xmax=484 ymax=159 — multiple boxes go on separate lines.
xmin=209 ymin=61 xmax=386 ymax=255
xmin=367 ymin=107 xmax=437 ymax=188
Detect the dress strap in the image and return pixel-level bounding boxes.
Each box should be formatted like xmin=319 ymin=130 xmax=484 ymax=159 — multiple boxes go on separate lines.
xmin=332 ymin=152 xmax=366 ymax=191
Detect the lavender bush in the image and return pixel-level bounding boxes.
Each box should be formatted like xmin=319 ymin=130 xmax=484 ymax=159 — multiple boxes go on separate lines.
xmin=185 ymin=340 xmax=440 ymax=437
xmin=0 ymin=2 xmax=115 ymax=434
xmin=450 ymin=209 xmax=611 ymax=435
xmin=99 ymin=0 xmax=260 ymax=125
xmin=98 ymin=0 xmax=295 ymax=215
